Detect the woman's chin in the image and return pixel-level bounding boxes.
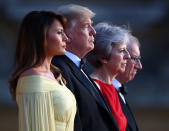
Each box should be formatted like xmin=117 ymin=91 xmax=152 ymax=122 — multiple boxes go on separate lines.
xmin=54 ymin=50 xmax=66 ymax=56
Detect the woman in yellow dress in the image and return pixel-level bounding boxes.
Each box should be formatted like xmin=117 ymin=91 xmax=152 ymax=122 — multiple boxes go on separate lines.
xmin=8 ymin=11 xmax=76 ymax=131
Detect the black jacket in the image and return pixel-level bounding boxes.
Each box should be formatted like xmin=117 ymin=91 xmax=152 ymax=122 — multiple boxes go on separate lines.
xmin=118 ymin=93 xmax=139 ymax=131
xmin=52 ymin=55 xmax=119 ymax=131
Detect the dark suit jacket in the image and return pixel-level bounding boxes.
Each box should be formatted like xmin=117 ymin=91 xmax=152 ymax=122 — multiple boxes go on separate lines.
xmin=52 ymin=55 xmax=119 ymax=131
xmin=118 ymin=93 xmax=139 ymax=131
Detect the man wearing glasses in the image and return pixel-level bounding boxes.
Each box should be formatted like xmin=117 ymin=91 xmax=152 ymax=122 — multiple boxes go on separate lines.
xmin=112 ymin=34 xmax=142 ymax=131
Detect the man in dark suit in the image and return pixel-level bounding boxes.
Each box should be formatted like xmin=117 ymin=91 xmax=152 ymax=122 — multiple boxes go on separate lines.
xmin=52 ymin=4 xmax=118 ymax=131
xmin=112 ymin=35 xmax=142 ymax=131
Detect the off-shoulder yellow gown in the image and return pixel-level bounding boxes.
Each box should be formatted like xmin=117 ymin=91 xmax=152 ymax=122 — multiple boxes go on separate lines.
xmin=16 ymin=75 xmax=76 ymax=131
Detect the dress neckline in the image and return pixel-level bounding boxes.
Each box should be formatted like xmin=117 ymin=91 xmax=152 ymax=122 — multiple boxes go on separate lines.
xmin=19 ymin=75 xmax=58 ymax=83
xmin=92 ymin=78 xmax=113 ymax=86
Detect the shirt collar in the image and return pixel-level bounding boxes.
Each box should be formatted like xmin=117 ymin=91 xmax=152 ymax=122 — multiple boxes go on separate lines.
xmin=112 ymin=78 xmax=122 ymax=91
xmin=65 ymin=51 xmax=81 ymax=67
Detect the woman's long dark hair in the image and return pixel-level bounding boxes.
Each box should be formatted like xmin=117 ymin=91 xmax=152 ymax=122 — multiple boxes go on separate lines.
xmin=8 ymin=10 xmax=66 ymax=99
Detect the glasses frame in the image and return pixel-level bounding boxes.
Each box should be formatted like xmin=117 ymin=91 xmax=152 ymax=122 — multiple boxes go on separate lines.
xmin=130 ymin=56 xmax=141 ymax=63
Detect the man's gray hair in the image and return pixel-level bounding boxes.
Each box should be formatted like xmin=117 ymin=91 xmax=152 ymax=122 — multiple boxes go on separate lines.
xmin=56 ymin=4 xmax=95 ymax=29
xmin=86 ymin=22 xmax=131 ymax=68
xmin=127 ymin=35 xmax=141 ymax=48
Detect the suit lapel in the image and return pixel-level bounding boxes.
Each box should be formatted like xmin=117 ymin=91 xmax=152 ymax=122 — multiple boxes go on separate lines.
xmin=118 ymin=93 xmax=138 ymax=131
xmin=125 ymin=100 xmax=139 ymax=131
xmin=62 ymin=55 xmax=111 ymax=113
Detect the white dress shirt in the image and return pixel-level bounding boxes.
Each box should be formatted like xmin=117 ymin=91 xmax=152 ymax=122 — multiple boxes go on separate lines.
xmin=112 ymin=78 xmax=126 ymax=104
xmin=65 ymin=51 xmax=94 ymax=84
xmin=65 ymin=51 xmax=81 ymax=67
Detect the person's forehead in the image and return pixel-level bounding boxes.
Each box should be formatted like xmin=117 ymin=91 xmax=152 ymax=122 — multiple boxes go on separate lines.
xmin=76 ymin=17 xmax=92 ymax=24
xmin=114 ymin=43 xmax=126 ymax=48
xmin=51 ymin=19 xmax=63 ymax=27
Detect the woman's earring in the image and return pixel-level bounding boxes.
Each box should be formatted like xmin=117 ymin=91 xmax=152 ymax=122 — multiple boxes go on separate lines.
xmin=100 ymin=58 xmax=108 ymax=64
xmin=103 ymin=60 xmax=107 ymax=64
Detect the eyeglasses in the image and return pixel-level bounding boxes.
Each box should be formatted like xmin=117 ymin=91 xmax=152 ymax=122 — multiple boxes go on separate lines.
xmin=130 ymin=56 xmax=141 ymax=63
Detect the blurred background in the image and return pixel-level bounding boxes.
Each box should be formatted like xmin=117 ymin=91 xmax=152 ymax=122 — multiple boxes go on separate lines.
xmin=0 ymin=0 xmax=169 ymax=130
